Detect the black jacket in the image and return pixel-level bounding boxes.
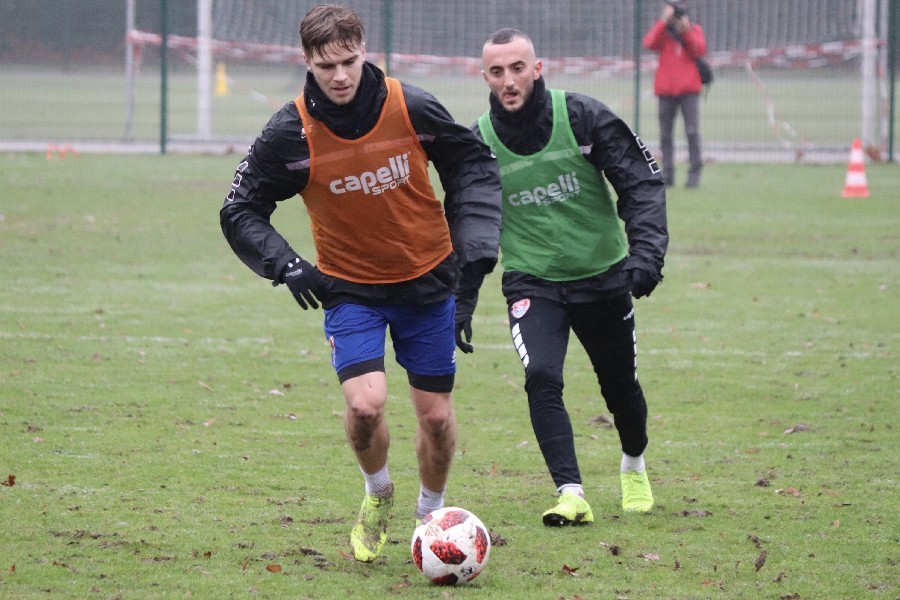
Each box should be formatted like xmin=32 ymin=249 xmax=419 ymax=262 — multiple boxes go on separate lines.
xmin=221 ymin=62 xmax=503 ymax=306
xmin=473 ymin=76 xmax=668 ymax=300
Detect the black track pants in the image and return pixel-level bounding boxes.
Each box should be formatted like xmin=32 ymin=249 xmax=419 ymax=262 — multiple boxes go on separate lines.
xmin=508 ymin=293 xmax=649 ymax=489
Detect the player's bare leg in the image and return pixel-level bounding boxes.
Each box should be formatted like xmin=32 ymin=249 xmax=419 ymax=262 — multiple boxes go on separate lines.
xmin=343 ymin=371 xmax=394 ymax=562
xmin=411 ymin=387 xmax=456 ymax=519
xmin=343 ymin=371 xmax=390 ymax=474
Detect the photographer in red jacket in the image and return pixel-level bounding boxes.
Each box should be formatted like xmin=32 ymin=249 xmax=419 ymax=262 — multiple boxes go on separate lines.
xmin=643 ymin=1 xmax=708 ymax=188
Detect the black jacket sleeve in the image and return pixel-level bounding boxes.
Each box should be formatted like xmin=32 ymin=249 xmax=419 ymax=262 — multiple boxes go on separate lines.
xmin=401 ymin=82 xmax=503 ymax=271
xmin=219 ymin=101 xmax=311 ymax=282
xmin=567 ymin=93 xmax=669 ymax=277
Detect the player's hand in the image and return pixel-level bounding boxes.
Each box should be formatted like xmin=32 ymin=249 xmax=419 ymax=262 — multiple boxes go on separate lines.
xmin=454 ymin=289 xmax=477 ymax=354
xmin=453 ymin=259 xmax=495 ymax=353
xmin=628 ymin=267 xmax=660 ymax=299
xmin=280 ymin=258 xmax=326 ymax=310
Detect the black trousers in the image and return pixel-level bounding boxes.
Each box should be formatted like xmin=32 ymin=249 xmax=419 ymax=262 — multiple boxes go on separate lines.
xmin=507 ymin=293 xmax=649 ymax=489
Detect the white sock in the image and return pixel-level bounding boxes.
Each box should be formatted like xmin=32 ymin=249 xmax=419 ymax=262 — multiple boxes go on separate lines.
xmin=361 ymin=465 xmax=393 ymax=497
xmin=621 ymin=453 xmax=646 ymax=473
xmin=558 ymin=483 xmax=585 ymax=498
xmin=416 ymin=484 xmax=445 ymax=519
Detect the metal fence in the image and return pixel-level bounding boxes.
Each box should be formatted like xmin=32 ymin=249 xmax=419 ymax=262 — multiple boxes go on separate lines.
xmin=1 ymin=0 xmax=897 ymax=162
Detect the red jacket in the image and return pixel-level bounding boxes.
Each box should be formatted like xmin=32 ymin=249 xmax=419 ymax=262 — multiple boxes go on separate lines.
xmin=643 ymin=19 xmax=708 ymax=96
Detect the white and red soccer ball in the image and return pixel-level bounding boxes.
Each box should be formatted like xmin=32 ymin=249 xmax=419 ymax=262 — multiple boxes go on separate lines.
xmin=410 ymin=506 xmax=491 ymax=585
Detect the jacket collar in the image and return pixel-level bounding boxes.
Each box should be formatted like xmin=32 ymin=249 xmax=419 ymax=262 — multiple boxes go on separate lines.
xmin=303 ymin=61 xmax=386 ymax=139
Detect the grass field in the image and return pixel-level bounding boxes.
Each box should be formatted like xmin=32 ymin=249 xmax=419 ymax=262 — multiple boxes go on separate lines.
xmin=1 ymin=153 xmax=898 ymax=599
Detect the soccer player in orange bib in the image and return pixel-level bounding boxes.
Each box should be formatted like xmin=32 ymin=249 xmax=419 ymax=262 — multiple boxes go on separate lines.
xmin=220 ymin=4 xmax=502 ymax=562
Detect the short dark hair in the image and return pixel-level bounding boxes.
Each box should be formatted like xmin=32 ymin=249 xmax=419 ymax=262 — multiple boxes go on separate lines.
xmin=486 ymin=28 xmax=532 ymax=47
xmin=667 ymin=1 xmax=688 ymax=16
xmin=300 ymin=4 xmax=365 ymax=58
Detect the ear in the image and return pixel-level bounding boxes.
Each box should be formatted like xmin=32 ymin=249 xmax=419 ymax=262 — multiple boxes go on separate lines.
xmin=534 ymin=59 xmax=543 ymax=80
xmin=360 ymin=41 xmax=366 ymax=61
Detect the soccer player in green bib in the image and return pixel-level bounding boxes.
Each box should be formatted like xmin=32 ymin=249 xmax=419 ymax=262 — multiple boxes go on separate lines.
xmin=474 ymin=28 xmax=668 ymax=525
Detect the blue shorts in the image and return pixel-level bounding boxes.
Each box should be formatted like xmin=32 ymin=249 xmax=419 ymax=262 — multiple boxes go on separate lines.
xmin=323 ymin=298 xmax=457 ymax=377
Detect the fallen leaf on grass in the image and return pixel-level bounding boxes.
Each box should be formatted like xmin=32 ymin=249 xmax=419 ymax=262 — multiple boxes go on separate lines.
xmin=241 ymin=557 xmax=250 ymax=571
xmin=590 ymin=414 xmax=615 ymax=428
xmin=562 ymin=564 xmax=579 ymax=576
xmin=10 ymin=565 xmax=15 ymax=572
xmin=391 ymin=578 xmax=412 ymax=590
xmin=755 ymin=550 xmax=768 ymax=572
xmin=265 ymin=564 xmax=282 ymax=573
xmin=640 ymin=553 xmax=661 ymax=561
xmin=198 ymin=381 xmax=213 ymax=392
xmin=783 ymin=423 xmax=811 ymax=434
xmin=600 ymin=542 xmax=620 ymax=556
xmin=1 ymin=475 xmax=15 ymax=487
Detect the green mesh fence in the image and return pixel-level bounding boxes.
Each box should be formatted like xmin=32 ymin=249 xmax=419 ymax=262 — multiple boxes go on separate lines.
xmin=0 ymin=0 xmax=896 ymax=162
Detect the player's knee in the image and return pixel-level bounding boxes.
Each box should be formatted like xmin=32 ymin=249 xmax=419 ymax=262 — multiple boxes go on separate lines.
xmin=345 ymin=396 xmax=384 ymax=427
xmin=524 ymin=365 xmax=563 ymax=394
xmin=419 ymin=403 xmax=455 ymax=437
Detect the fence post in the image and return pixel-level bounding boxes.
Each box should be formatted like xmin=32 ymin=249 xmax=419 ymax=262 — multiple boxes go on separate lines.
xmin=633 ymin=0 xmax=642 ymax=135
xmin=124 ymin=0 xmax=135 ymax=142
xmin=383 ymin=0 xmax=393 ymax=76
xmin=888 ymin=0 xmax=897 ymax=162
xmin=160 ymin=0 xmax=169 ymax=154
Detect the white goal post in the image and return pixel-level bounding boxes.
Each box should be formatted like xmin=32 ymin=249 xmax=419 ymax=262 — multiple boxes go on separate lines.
xmin=198 ymin=0 xmax=213 ymax=139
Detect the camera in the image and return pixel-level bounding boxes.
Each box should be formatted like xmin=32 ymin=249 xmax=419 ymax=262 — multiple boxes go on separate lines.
xmin=667 ymin=1 xmax=687 ymax=18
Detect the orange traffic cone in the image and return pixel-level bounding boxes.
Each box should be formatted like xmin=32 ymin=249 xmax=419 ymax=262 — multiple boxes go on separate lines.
xmin=841 ymin=138 xmax=870 ymax=198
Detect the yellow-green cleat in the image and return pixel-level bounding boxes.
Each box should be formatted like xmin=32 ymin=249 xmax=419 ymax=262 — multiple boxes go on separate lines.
xmin=350 ymin=493 xmax=394 ymax=562
xmin=621 ymin=470 xmax=654 ymax=513
xmin=542 ymin=489 xmax=594 ymax=527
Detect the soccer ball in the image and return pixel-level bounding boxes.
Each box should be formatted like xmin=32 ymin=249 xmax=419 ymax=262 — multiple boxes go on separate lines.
xmin=410 ymin=506 xmax=491 ymax=585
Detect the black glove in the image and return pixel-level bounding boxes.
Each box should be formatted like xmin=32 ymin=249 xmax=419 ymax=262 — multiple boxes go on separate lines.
xmin=453 ymin=258 xmax=495 ymax=354
xmin=278 ymin=258 xmax=326 ymax=310
xmin=455 ymin=288 xmax=477 ymax=354
xmin=628 ymin=267 xmax=660 ymax=299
